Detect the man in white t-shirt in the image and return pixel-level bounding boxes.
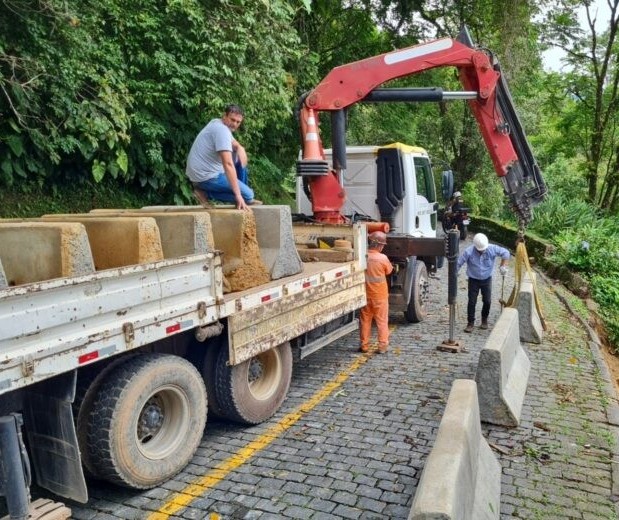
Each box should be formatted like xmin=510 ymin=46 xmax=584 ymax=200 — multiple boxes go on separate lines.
xmin=186 ymin=105 xmax=259 ymax=210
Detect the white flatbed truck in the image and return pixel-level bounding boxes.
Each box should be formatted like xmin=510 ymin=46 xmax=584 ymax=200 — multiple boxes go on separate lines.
xmin=0 ymin=209 xmax=366 ymax=517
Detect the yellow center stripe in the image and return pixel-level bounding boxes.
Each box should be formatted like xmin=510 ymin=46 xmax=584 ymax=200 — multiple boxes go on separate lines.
xmin=148 ymin=353 xmax=371 ymax=519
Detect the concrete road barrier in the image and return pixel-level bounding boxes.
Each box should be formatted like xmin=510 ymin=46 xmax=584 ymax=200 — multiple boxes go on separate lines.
xmin=475 ymin=307 xmax=531 ymax=427
xmin=0 ymin=222 xmax=94 ymax=285
xmin=517 ymin=271 xmax=543 ymax=344
xmin=128 ymin=205 xmax=303 ymax=280
xmin=250 ymin=205 xmax=303 ymax=279
xmin=205 ymin=209 xmax=270 ymax=291
xmin=409 ymin=379 xmax=501 ymax=520
xmin=84 ymin=210 xmax=215 ymax=257
xmin=40 ymin=216 xmax=163 ymax=269
xmin=95 ymin=206 xmax=275 ymax=292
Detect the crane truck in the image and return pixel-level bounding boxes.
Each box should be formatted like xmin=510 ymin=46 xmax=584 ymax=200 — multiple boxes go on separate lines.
xmin=0 ymin=26 xmax=545 ymax=518
xmin=295 ymin=26 xmax=547 ymax=321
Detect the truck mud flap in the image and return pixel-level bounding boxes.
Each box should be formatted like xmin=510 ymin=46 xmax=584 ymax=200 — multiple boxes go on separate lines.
xmin=23 ymin=371 xmax=88 ymax=504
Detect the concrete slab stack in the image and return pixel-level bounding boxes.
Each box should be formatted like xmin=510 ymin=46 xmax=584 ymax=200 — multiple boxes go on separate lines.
xmin=136 ymin=205 xmax=304 ymax=281
xmin=205 ymin=209 xmax=270 ymax=291
xmin=88 ymin=210 xmax=215 ymax=257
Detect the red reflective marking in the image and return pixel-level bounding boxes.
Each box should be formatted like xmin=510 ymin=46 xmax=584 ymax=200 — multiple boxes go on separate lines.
xmin=79 ymin=351 xmax=99 ymax=364
xmin=261 ymin=294 xmax=271 ymax=303
xmin=303 ymin=281 xmax=311 ymax=288
xmin=166 ymin=323 xmax=181 ymax=334
xmin=335 ymin=271 xmax=344 ymax=278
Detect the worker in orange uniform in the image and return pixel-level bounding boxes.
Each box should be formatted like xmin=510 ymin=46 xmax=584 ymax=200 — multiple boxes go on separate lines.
xmin=360 ymin=231 xmax=394 ymax=354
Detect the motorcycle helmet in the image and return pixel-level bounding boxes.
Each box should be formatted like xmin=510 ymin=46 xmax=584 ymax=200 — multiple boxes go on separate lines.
xmin=453 ymin=191 xmax=462 ymax=198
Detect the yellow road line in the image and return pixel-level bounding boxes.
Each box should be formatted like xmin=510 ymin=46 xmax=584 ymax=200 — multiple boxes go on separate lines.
xmin=148 ymin=353 xmax=371 ymax=519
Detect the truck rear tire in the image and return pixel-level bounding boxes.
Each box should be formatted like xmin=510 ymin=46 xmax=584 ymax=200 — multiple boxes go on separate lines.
xmin=74 ymin=357 xmax=133 ymax=480
xmin=202 ymin=339 xmax=226 ymax=418
xmin=404 ymin=260 xmax=429 ymax=323
xmin=85 ymin=353 xmax=207 ymax=489
xmin=214 ymin=342 xmax=292 ymax=425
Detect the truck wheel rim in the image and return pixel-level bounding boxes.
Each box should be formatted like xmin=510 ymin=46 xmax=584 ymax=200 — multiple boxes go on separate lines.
xmin=247 ymin=350 xmax=281 ymax=401
xmin=419 ymin=275 xmax=430 ymax=307
xmin=136 ymin=385 xmax=190 ymax=459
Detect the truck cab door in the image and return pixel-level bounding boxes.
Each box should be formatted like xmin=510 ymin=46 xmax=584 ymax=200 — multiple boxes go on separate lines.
xmin=402 ymin=154 xmax=437 ymax=237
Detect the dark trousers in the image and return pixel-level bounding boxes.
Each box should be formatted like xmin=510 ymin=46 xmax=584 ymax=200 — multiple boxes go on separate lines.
xmin=467 ymin=276 xmax=492 ymax=324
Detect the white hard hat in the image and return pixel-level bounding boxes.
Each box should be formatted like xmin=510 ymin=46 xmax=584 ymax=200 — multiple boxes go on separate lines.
xmin=453 ymin=191 xmax=462 ymax=198
xmin=473 ymin=233 xmax=489 ymax=251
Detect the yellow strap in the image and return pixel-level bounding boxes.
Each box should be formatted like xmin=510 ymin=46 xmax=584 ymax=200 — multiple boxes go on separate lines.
xmin=505 ymin=241 xmax=547 ymax=330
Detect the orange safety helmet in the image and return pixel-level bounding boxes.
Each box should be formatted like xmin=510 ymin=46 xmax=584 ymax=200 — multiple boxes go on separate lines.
xmin=368 ymin=231 xmax=388 ymax=245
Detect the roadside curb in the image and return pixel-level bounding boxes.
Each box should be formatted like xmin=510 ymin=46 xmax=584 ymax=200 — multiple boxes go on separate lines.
xmin=540 ymin=269 xmax=619 ymax=503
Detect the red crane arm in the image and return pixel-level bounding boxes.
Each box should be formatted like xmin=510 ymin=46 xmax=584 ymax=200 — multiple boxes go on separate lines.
xmin=304 ymin=38 xmax=498 ymax=110
xmin=298 ymin=31 xmax=547 ymax=226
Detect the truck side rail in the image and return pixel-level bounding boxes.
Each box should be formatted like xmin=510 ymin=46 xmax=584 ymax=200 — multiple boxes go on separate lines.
xmin=221 ymin=222 xmax=368 ymax=365
xmin=0 ymin=253 xmax=222 ymax=395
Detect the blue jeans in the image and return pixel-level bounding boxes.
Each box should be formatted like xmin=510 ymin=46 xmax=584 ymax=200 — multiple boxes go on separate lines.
xmin=467 ymin=276 xmax=492 ymax=324
xmin=195 ymin=162 xmax=254 ymax=203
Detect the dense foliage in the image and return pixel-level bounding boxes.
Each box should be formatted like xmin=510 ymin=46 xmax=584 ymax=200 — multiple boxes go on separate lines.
xmin=0 ymin=0 xmax=308 ymax=204
xmin=1 ymin=0 xmax=618 ymax=347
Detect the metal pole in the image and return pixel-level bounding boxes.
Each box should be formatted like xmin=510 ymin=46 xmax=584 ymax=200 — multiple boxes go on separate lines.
xmin=438 ymin=230 xmax=462 ymax=352
xmin=446 ymin=230 xmax=460 ymax=343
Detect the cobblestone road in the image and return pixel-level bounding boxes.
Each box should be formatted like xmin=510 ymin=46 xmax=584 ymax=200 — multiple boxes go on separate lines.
xmin=65 ymin=237 xmax=619 ymax=519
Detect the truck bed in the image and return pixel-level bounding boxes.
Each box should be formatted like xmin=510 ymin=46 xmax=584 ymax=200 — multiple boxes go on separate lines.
xmin=0 ymin=253 xmax=222 ymax=396
xmin=0 ymin=218 xmax=369 ymax=393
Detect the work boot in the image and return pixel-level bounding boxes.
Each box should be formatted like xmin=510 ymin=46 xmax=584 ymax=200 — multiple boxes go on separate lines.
xmin=464 ymin=323 xmax=474 ymax=333
xmin=378 ymin=344 xmax=388 ymax=354
xmin=249 ymin=199 xmax=263 ymax=205
xmin=480 ymin=319 xmax=488 ymax=330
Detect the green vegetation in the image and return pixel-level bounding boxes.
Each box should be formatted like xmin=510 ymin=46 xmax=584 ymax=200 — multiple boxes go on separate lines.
xmin=1 ymin=1 xmax=618 ymax=346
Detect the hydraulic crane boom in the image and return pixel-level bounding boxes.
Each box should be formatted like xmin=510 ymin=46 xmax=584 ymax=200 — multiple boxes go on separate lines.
xmin=297 ymin=27 xmax=547 ymax=228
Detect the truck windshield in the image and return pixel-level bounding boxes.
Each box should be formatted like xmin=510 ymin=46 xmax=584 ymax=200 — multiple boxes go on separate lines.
xmin=413 ymin=157 xmax=437 ymax=203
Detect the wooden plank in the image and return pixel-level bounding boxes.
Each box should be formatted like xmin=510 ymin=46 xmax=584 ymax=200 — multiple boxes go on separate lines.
xmin=297 ymin=247 xmax=354 ymax=262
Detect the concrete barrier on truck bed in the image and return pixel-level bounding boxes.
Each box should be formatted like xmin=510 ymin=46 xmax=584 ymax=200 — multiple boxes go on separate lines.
xmin=0 ymin=222 xmax=94 ymax=285
xmin=40 ymin=216 xmax=163 ymax=270
xmin=131 ymin=205 xmax=303 ymax=280
xmin=245 ymin=205 xmax=303 ymax=279
xmin=83 ymin=210 xmax=215 ymax=258
xmin=475 ymin=307 xmax=530 ymax=427
xmin=205 ymin=209 xmax=270 ymax=291
xmin=409 ymin=379 xmax=501 ymax=520
xmin=108 ymin=206 xmax=273 ymax=292
xmin=517 ymin=271 xmax=543 ymax=344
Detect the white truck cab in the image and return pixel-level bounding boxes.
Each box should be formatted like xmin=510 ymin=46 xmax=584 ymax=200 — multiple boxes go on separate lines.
xmin=296 ymin=143 xmax=443 ymax=324
xmin=296 ymin=143 xmax=438 ymax=238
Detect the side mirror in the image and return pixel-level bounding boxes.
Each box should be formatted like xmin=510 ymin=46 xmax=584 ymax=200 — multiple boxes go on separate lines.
xmin=441 ymin=170 xmax=454 ymax=202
